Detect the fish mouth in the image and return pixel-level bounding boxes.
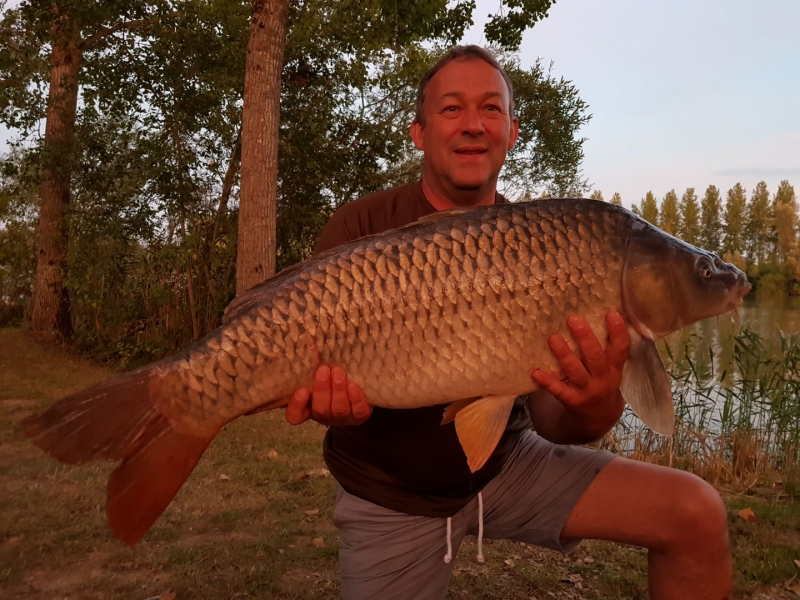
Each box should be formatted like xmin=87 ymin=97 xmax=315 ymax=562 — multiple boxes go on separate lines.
xmin=725 ymin=281 xmax=752 ymax=314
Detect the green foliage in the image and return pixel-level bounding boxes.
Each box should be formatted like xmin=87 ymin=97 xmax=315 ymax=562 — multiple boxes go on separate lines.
xmin=609 ymin=191 xmax=622 ymax=206
xmin=636 ymin=190 xmax=658 ymax=225
xmin=659 ymin=189 xmax=679 ymax=235
xmin=745 ymin=181 xmax=771 ymax=267
xmin=0 ymin=153 xmax=38 ymax=325
xmin=678 ymin=187 xmax=700 ymax=245
xmin=0 ymin=0 xmax=582 ymax=361
xmin=700 ymin=184 xmax=723 ymax=253
xmin=723 ymin=183 xmax=747 ymax=256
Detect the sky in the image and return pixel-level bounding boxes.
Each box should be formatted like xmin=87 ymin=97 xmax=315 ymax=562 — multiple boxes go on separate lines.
xmin=2 ymin=0 xmax=799 ymax=209
xmin=463 ymin=0 xmax=800 ymax=207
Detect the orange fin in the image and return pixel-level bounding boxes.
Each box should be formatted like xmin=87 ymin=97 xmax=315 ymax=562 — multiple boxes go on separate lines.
xmin=107 ymin=422 xmax=212 ymax=545
xmin=22 ymin=366 xmax=217 ymax=545
xmin=454 ymin=395 xmax=517 ymax=473
xmin=441 ymin=396 xmax=481 ymax=424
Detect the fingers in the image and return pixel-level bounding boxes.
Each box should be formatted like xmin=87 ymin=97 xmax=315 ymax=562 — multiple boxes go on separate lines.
xmin=330 ymin=366 xmax=351 ymax=420
xmin=546 ymin=330 xmax=591 ymax=387
xmin=311 ymin=365 xmax=333 ymax=422
xmin=285 ymin=387 xmax=311 ymax=425
xmin=304 ymin=365 xmax=371 ymax=426
xmin=566 ymin=315 xmax=609 ymax=380
xmin=348 ymin=382 xmax=373 ymax=423
xmin=605 ymin=311 xmax=631 ymax=368
xmin=531 ymin=369 xmax=579 ymax=406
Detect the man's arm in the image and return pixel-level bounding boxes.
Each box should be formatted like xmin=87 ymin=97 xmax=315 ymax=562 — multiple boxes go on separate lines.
xmin=527 ymin=311 xmax=630 ymax=445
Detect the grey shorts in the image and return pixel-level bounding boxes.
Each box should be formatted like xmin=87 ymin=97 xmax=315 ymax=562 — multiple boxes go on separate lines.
xmin=333 ymin=430 xmax=615 ymax=600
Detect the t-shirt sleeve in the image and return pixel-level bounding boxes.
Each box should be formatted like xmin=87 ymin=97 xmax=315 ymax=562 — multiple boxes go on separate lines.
xmin=314 ymin=206 xmax=360 ymax=255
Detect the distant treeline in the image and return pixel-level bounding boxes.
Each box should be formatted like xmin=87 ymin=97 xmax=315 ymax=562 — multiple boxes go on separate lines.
xmin=587 ymin=182 xmax=800 ymax=297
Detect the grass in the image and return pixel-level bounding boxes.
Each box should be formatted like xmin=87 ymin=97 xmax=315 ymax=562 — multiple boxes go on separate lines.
xmin=1 ymin=326 xmax=800 ymax=599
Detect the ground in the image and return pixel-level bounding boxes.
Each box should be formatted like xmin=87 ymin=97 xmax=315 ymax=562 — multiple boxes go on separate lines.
xmin=1 ymin=328 xmax=799 ymax=599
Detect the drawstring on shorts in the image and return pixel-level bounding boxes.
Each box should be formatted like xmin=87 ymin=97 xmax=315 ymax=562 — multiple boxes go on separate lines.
xmin=443 ymin=491 xmax=484 ymax=564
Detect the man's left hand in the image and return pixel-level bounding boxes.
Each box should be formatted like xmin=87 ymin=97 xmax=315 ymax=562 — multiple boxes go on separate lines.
xmin=530 ymin=311 xmax=630 ymax=438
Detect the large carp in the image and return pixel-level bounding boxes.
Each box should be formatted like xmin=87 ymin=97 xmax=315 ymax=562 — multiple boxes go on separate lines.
xmin=23 ymin=199 xmax=750 ymax=545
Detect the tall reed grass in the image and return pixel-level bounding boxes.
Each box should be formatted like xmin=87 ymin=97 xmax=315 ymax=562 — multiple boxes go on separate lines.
xmin=599 ymin=326 xmax=800 ymax=493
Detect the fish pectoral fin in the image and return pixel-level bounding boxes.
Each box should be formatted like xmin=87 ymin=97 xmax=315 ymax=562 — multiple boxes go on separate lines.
xmin=454 ymin=395 xmax=517 ymax=473
xmin=620 ymin=338 xmax=675 ymax=435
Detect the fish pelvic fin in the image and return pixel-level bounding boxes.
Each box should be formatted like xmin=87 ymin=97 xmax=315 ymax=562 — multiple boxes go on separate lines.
xmin=452 ymin=395 xmax=517 ymax=473
xmin=21 ymin=367 xmax=216 ymax=546
xmin=620 ymin=337 xmax=675 ymax=436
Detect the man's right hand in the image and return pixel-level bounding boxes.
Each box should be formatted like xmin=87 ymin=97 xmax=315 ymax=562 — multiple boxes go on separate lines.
xmin=285 ymin=365 xmax=372 ymax=426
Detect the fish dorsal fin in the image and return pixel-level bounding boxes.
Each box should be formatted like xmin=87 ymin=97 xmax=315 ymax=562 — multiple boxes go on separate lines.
xmin=620 ymin=334 xmax=675 ymax=435
xmin=413 ymin=206 xmax=479 ymax=225
xmin=450 ymin=395 xmax=517 ymax=473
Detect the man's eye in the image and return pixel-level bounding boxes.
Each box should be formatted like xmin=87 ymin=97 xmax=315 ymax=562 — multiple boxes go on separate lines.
xmin=485 ymin=105 xmax=501 ymax=112
xmin=443 ymin=106 xmax=459 ymax=112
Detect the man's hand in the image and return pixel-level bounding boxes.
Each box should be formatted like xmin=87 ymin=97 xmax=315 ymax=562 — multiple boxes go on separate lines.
xmin=529 ymin=311 xmax=630 ymax=442
xmin=285 ymin=365 xmax=372 ymax=426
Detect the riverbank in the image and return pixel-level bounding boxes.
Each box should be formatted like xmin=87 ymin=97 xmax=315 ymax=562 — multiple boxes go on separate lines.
xmin=1 ymin=327 xmax=799 ymax=599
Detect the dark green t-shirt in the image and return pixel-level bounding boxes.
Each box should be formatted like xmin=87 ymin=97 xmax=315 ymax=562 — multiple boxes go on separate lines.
xmin=315 ymin=180 xmax=531 ymax=517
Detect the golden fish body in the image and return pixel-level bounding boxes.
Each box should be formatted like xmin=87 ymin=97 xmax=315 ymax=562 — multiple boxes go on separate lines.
xmin=23 ymin=198 xmax=750 ymax=545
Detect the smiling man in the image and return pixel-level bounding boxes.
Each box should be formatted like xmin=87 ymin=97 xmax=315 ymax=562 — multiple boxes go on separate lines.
xmin=285 ymin=46 xmax=733 ymax=600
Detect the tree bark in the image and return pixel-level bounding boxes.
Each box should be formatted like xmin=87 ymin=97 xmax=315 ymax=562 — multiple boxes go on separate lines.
xmin=31 ymin=6 xmax=82 ymax=338
xmin=237 ymin=0 xmax=289 ymax=294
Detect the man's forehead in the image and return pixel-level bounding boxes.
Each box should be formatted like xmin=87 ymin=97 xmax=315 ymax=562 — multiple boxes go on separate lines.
xmin=428 ymin=58 xmax=509 ymax=99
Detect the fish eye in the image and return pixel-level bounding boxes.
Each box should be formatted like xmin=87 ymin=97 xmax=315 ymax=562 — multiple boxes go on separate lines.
xmin=698 ymin=260 xmax=714 ymax=279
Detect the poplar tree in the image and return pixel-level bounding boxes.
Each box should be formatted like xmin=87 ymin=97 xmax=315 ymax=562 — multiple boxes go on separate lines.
xmin=637 ymin=191 xmax=659 ymax=225
xmin=700 ymin=185 xmax=723 ymax=253
xmin=722 ymin=183 xmax=747 ymax=256
xmin=770 ymin=180 xmax=798 ymax=263
xmin=659 ymin=189 xmax=680 ymax=235
xmin=609 ymin=192 xmax=622 ymax=206
xmin=679 ymin=187 xmax=701 ymax=244
xmin=744 ymin=181 xmax=770 ymax=266
xmin=589 ymin=190 xmax=603 ymax=201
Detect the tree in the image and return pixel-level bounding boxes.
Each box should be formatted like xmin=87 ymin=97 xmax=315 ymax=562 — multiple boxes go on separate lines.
xmin=609 ymin=192 xmax=622 ymax=206
xmin=722 ymin=183 xmax=746 ymax=256
xmin=237 ymin=0 xmax=289 ymax=294
xmin=636 ymin=191 xmax=658 ymax=225
xmin=1 ymin=0 xmax=165 ymax=339
xmin=744 ymin=181 xmax=770 ymax=267
xmin=659 ymin=189 xmax=680 ymax=235
xmin=774 ymin=201 xmax=798 ymax=264
xmin=589 ymin=190 xmax=603 ymax=201
xmin=236 ymin=0 xmax=557 ymax=293
xmin=679 ymin=187 xmax=700 ymax=245
xmin=699 ymin=185 xmax=723 ymax=253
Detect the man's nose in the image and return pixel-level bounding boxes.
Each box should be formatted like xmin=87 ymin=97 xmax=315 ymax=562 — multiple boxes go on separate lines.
xmin=461 ymin=107 xmax=485 ymax=135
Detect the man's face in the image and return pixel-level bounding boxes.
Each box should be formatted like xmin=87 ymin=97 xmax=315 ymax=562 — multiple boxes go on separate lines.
xmin=411 ymin=57 xmax=519 ymax=204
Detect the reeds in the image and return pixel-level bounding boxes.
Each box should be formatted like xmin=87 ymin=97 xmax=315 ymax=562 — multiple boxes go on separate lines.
xmin=598 ymin=325 xmax=800 ymax=492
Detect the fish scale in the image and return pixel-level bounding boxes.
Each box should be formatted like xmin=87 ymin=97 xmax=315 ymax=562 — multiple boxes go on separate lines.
xmin=23 ymin=198 xmax=751 ymax=545
xmin=156 ymin=201 xmax=625 ymax=422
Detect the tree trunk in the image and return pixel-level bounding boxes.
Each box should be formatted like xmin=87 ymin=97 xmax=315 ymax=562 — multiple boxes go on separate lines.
xmin=31 ymin=7 xmax=82 ymax=339
xmin=236 ymin=0 xmax=289 ymax=294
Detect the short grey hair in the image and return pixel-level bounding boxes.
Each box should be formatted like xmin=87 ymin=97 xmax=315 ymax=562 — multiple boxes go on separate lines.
xmin=415 ymin=45 xmax=515 ymax=125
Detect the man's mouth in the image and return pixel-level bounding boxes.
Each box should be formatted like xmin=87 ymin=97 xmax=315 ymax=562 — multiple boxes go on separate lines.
xmin=454 ymin=147 xmax=487 ymax=156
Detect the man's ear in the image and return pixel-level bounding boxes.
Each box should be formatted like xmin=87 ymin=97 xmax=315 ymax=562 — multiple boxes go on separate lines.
xmin=410 ymin=118 xmax=424 ymax=151
xmin=507 ymin=117 xmax=519 ymax=150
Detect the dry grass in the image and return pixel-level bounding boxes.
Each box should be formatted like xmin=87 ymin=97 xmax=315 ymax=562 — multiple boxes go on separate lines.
xmin=1 ymin=327 xmax=799 ymax=599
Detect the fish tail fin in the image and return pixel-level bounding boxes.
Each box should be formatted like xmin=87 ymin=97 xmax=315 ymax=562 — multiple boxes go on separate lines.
xmin=22 ymin=367 xmax=215 ymax=545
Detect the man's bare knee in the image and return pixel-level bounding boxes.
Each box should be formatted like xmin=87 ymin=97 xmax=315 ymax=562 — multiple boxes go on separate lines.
xmin=661 ymin=474 xmax=728 ymax=551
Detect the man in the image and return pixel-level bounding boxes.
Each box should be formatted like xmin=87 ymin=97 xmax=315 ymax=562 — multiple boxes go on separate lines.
xmin=286 ymin=46 xmax=732 ymax=600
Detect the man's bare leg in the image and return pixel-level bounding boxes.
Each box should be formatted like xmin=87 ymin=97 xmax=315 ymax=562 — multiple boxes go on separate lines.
xmin=561 ymin=457 xmax=732 ymax=599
